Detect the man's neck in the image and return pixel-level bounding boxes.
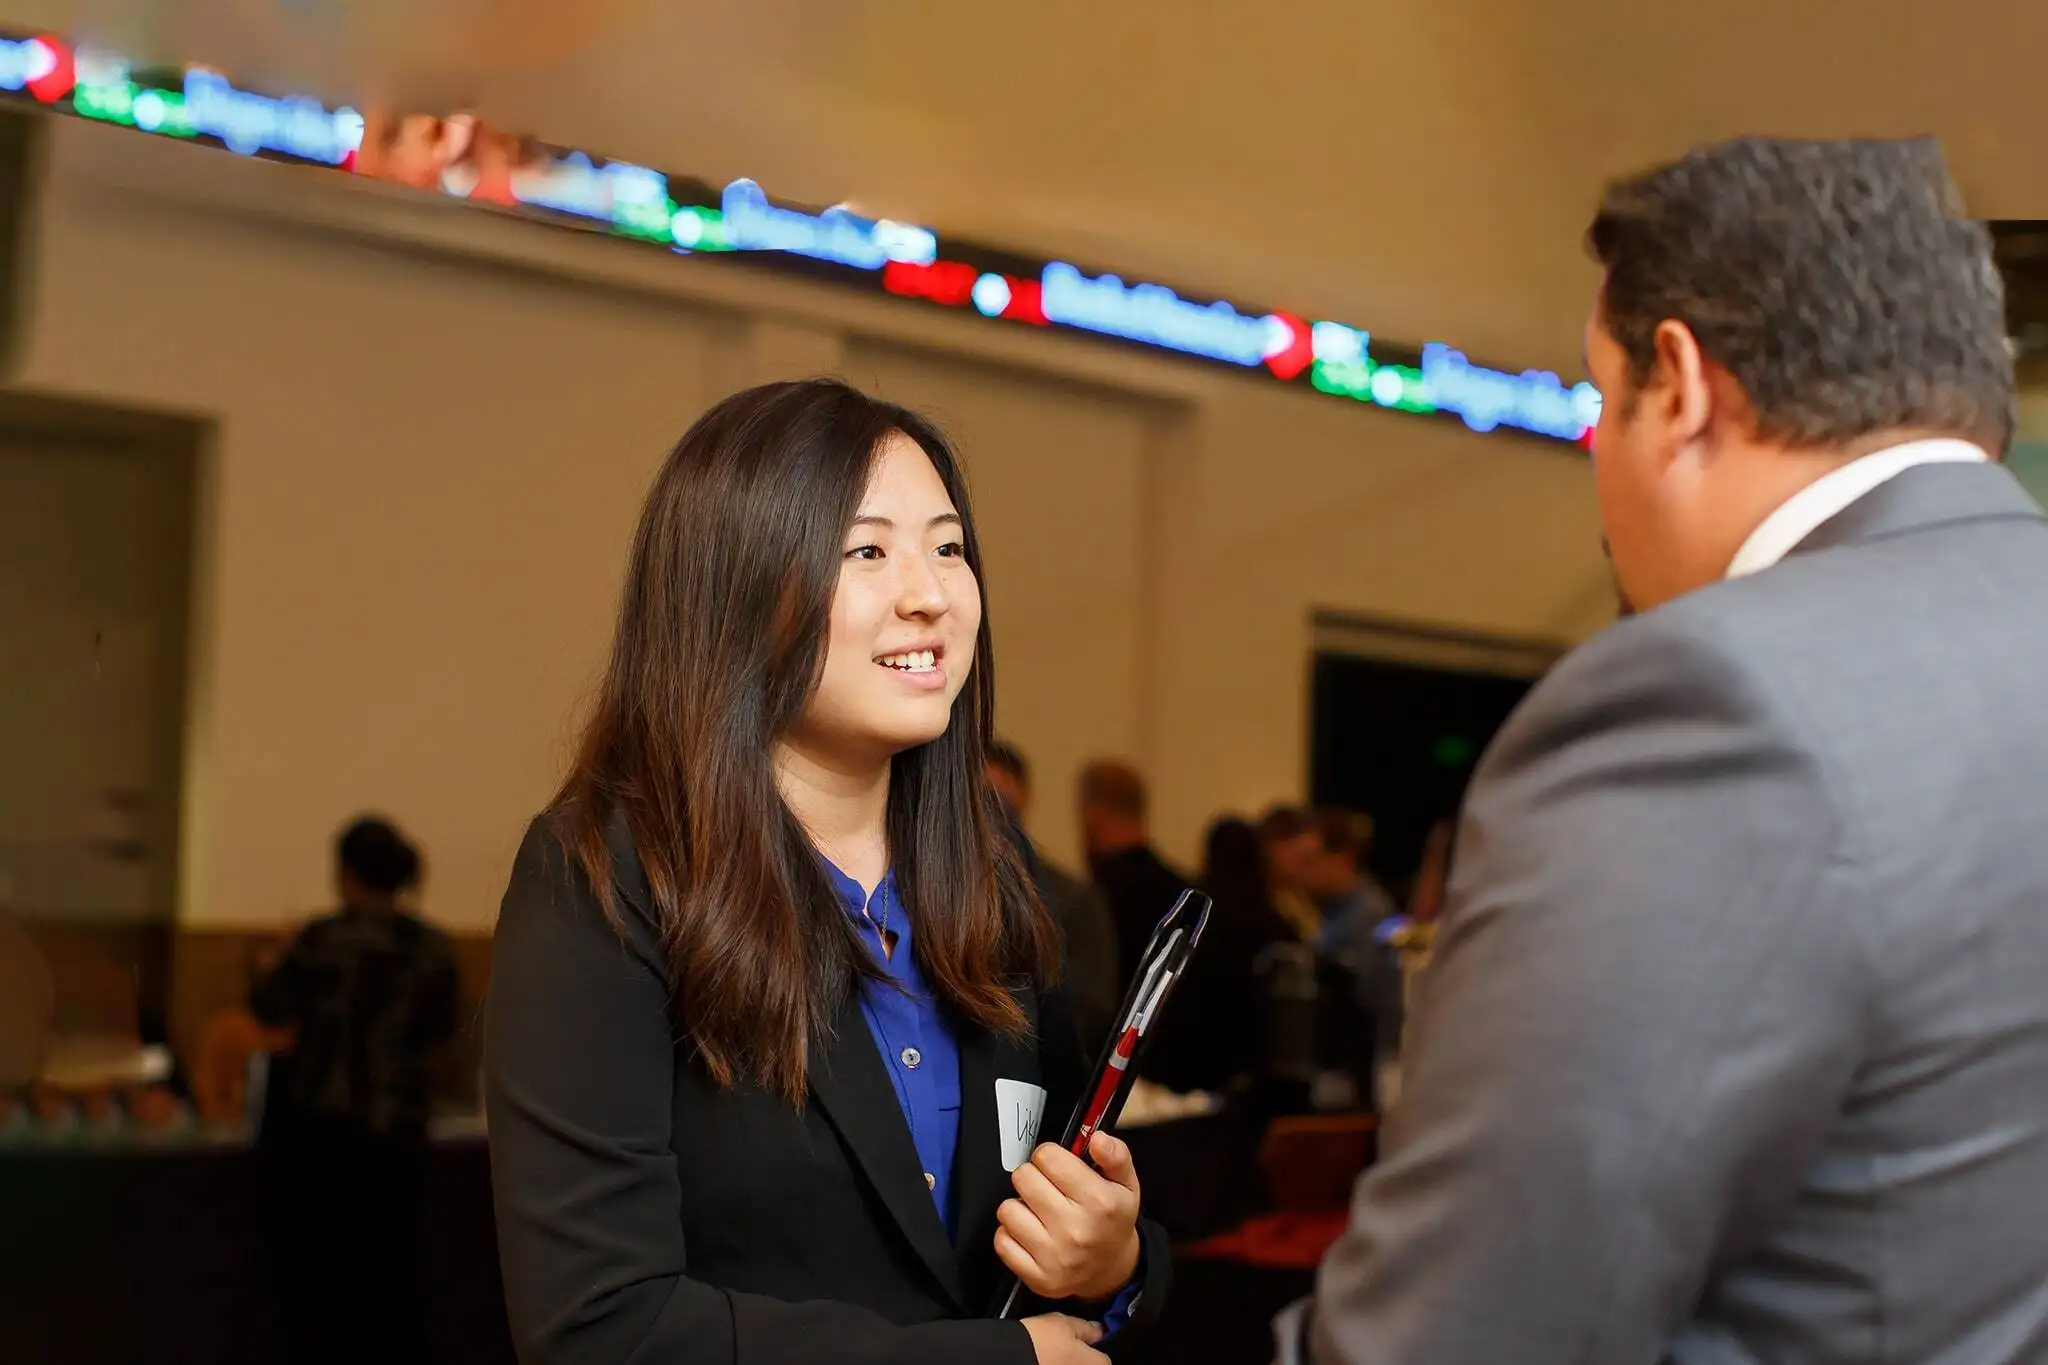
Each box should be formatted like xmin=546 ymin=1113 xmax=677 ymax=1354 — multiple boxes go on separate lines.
xmin=1710 ymin=428 xmax=1969 ymax=579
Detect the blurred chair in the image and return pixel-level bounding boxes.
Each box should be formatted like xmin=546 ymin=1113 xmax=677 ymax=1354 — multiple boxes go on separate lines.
xmin=1259 ymin=1113 xmax=1378 ymax=1213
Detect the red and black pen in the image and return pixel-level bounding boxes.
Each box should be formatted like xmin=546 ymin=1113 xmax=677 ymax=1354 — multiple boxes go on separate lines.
xmin=1068 ymin=1023 xmax=1139 ymax=1158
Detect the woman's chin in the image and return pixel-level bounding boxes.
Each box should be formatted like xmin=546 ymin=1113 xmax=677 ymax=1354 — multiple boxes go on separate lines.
xmin=868 ymin=704 xmax=959 ymax=756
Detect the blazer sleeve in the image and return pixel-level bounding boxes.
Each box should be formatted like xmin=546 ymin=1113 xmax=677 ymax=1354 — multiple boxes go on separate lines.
xmin=1307 ymin=612 xmax=1874 ymax=1365
xmin=485 ymin=817 xmax=1035 ymax=1365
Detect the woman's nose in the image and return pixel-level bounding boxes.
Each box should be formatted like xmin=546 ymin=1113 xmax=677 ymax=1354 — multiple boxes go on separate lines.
xmin=896 ymin=555 xmax=950 ymax=618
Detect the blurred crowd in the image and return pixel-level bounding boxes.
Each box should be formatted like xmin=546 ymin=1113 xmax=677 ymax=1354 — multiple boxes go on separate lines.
xmin=988 ymin=744 xmax=1450 ymax=1117
xmin=3 ymin=750 xmax=1453 ymax=1147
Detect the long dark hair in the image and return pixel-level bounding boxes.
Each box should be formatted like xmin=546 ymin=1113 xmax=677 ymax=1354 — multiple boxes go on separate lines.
xmin=552 ymin=379 xmax=1057 ymax=1103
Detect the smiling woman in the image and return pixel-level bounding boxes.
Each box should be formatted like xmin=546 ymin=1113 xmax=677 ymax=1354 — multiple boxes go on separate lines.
xmin=485 ymin=379 xmax=1170 ymax=1365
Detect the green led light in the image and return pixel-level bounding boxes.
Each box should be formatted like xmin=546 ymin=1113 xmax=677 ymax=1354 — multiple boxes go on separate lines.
xmin=73 ymin=81 xmax=136 ymax=125
xmin=668 ymin=205 xmax=734 ymax=252
xmin=1311 ymin=358 xmax=1375 ymax=403
xmin=138 ymin=90 xmax=196 ymax=138
xmin=613 ymin=198 xmax=675 ymax=243
xmin=1370 ymin=363 xmax=1436 ymax=415
xmin=1432 ymin=735 xmax=1474 ymax=768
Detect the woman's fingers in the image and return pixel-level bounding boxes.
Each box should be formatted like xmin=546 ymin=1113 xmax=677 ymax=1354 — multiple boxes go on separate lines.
xmin=998 ymin=1195 xmax=1057 ymax=1261
xmin=995 ymin=1225 xmax=1048 ymax=1288
xmin=1085 ymin=1131 xmax=1141 ymax=1195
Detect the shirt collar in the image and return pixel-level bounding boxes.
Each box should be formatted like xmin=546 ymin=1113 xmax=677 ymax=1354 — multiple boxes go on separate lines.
xmin=1725 ymin=438 xmax=1990 ymax=580
xmin=819 ymin=858 xmax=901 ymax=928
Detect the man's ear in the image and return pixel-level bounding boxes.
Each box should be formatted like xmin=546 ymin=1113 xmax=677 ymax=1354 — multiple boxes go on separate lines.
xmin=1649 ymin=319 xmax=1713 ymax=450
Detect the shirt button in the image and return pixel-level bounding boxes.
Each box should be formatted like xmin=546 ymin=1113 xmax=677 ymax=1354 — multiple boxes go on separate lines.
xmin=900 ymin=1047 xmax=922 ymax=1069
xmin=924 ymin=1171 xmax=936 ymax=1190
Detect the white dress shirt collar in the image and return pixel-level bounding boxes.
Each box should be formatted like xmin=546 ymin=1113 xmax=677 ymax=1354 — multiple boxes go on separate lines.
xmin=1725 ymin=438 xmax=1990 ymax=579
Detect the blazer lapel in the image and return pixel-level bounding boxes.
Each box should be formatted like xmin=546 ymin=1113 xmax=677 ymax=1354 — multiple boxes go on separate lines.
xmin=807 ymin=993 xmax=968 ymax=1311
xmin=953 ymin=992 xmax=1042 ymax=1311
xmin=953 ymin=1020 xmax=1005 ymax=1301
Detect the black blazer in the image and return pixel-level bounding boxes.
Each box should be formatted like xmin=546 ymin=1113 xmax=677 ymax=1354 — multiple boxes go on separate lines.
xmin=485 ymin=812 xmax=1171 ymax=1365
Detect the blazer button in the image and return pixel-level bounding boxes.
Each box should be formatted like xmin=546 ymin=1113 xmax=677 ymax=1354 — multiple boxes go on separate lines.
xmin=924 ymin=1171 xmax=936 ymax=1190
xmin=900 ymin=1047 xmax=922 ymax=1069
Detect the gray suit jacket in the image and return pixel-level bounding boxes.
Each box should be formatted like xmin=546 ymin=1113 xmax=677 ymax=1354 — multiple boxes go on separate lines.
xmin=1306 ymin=462 xmax=2048 ymax=1365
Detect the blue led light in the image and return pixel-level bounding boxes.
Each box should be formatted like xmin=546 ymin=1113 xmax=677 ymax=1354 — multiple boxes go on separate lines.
xmin=1572 ymin=383 xmax=1604 ymax=429
xmin=1419 ymin=343 xmax=1596 ymax=440
xmin=0 ymin=35 xmax=54 ymax=91
xmin=971 ymin=273 xmax=1012 ymax=317
xmin=607 ymin=162 xmax=667 ymax=210
xmin=670 ymin=207 xmax=707 ymax=248
xmin=1312 ymin=321 xmax=1368 ymax=366
xmin=516 ymin=151 xmax=611 ymax=219
xmin=131 ymin=88 xmax=166 ymax=131
xmin=721 ymin=179 xmax=937 ymax=270
xmin=0 ymin=26 xmax=1601 ymax=447
xmin=74 ymin=46 xmax=127 ymax=88
xmin=181 ymin=69 xmax=361 ymax=164
xmin=1039 ymin=262 xmax=1280 ymax=367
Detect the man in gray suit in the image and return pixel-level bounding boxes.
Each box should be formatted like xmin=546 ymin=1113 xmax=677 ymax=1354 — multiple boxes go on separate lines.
xmin=1291 ymin=137 xmax=2048 ymax=1364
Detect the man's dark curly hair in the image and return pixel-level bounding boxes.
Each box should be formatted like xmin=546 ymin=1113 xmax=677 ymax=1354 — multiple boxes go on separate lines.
xmin=1587 ymin=136 xmax=2014 ymax=455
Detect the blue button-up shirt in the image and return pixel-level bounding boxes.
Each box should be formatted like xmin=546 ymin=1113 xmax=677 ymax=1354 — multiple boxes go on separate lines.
xmin=823 ymin=859 xmax=1141 ymax=1335
xmin=822 ymin=861 xmax=966 ymax=1238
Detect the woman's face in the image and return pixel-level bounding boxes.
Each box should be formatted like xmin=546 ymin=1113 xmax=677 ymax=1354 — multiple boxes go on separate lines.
xmin=787 ymin=432 xmax=982 ymax=767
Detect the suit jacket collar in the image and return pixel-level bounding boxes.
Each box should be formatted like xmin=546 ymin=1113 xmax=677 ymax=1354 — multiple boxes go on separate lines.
xmin=1787 ymin=458 xmax=2044 ymax=562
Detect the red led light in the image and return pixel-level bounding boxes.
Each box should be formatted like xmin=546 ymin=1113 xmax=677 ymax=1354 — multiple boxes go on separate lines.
xmin=1001 ymin=277 xmax=1048 ymax=326
xmin=883 ymin=259 xmax=977 ymax=308
xmin=1263 ymin=311 xmax=1313 ymax=380
xmin=27 ymin=36 xmax=74 ymax=104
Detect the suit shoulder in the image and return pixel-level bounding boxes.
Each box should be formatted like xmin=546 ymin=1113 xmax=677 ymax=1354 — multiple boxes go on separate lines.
xmin=1509 ymin=602 xmax=1791 ymax=748
xmin=500 ymin=806 xmax=664 ymax=962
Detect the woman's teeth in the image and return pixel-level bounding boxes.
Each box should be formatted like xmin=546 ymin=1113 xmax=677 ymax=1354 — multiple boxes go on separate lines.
xmin=879 ymin=650 xmax=937 ymax=673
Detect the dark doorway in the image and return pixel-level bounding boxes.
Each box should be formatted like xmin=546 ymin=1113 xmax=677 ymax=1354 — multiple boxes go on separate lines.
xmin=1308 ymin=612 xmax=1564 ymax=897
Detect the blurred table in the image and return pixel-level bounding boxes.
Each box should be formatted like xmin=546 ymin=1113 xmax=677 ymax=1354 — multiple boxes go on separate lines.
xmin=0 ymin=1134 xmax=514 ymax=1365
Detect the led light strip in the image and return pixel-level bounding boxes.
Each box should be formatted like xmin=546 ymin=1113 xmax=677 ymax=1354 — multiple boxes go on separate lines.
xmin=0 ymin=31 xmax=1601 ymax=447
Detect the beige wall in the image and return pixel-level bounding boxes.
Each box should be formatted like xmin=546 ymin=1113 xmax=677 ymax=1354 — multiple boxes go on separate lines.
xmin=11 ymin=119 xmax=1612 ymax=928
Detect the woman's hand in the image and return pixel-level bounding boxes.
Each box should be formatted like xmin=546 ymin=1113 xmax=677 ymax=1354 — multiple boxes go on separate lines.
xmin=995 ymin=1131 xmax=1142 ymax=1303
xmin=1020 ymin=1314 xmax=1108 ymax=1365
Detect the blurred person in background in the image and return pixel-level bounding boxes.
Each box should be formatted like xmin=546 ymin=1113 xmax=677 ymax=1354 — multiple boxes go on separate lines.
xmin=1301 ymin=810 xmax=1397 ymax=961
xmin=1257 ymin=805 xmax=1323 ymax=944
xmin=987 ymin=741 xmax=1120 ymax=1057
xmin=1078 ymin=760 xmax=1191 ymax=1001
xmin=1138 ymin=817 xmax=1279 ymax=1097
xmin=487 ymin=381 xmax=1167 ymax=1365
xmin=1296 ymin=136 xmax=2048 ymax=1365
xmin=1357 ymin=816 xmax=1456 ymax=1097
xmin=251 ymin=815 xmax=459 ymax=1365
xmin=1299 ymin=810 xmax=1397 ymax=1108
xmin=1403 ymin=817 xmax=1456 ymax=925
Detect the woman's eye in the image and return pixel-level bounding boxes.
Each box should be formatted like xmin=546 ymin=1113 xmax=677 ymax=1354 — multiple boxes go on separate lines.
xmin=935 ymin=542 xmax=968 ymax=559
xmin=846 ymin=545 xmax=884 ymax=561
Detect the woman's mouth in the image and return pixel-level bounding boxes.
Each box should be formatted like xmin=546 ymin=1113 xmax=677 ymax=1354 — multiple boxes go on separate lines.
xmin=875 ymin=648 xmax=948 ymax=691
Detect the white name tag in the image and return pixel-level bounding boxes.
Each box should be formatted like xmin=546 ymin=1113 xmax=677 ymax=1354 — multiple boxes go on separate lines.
xmin=994 ymin=1078 xmax=1047 ymax=1171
